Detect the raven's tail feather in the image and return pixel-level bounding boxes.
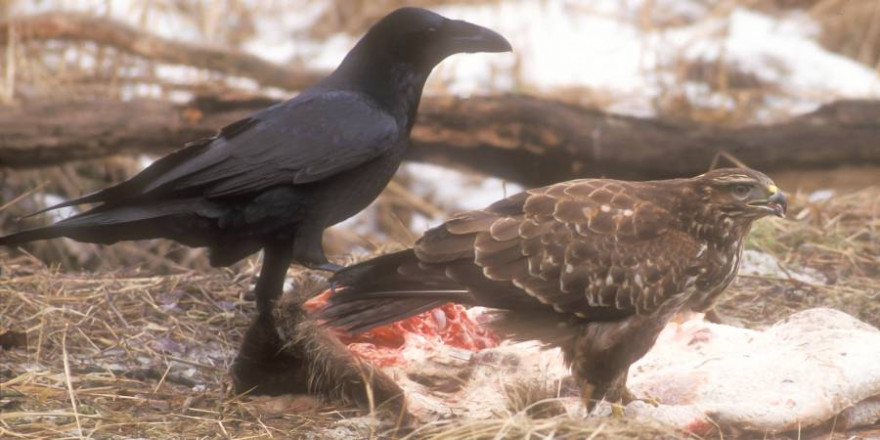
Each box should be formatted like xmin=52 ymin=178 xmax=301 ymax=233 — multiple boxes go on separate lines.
xmin=21 ymin=189 xmax=112 ymax=219
xmin=321 ymin=250 xmax=470 ymax=334
xmin=0 ymin=227 xmax=65 ymax=247
xmin=2 ymin=198 xmax=223 ymax=249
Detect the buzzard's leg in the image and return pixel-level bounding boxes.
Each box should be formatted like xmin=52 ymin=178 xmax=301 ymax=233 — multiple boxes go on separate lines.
xmin=607 ymin=374 xmax=631 ymax=418
xmin=570 ymin=316 xmax=667 ymax=417
xmin=581 ymin=382 xmax=597 ymax=411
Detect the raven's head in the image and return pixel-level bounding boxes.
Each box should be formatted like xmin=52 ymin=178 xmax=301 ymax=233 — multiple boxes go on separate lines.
xmin=359 ymin=7 xmax=512 ymax=70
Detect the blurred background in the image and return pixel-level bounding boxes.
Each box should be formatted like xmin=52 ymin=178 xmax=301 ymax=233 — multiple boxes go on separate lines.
xmin=2 ymin=2 xmax=879 ymax=438
xmin=1 ymin=0 xmax=878 ymax=277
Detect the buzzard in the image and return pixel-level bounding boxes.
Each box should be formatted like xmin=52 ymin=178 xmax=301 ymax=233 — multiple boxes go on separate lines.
xmin=320 ymin=168 xmax=787 ymax=410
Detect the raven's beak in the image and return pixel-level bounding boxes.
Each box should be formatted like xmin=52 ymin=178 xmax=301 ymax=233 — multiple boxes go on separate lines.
xmin=444 ymin=19 xmax=512 ymax=53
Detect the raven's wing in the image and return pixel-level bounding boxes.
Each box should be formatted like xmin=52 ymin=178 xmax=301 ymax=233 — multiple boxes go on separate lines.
xmin=414 ymin=179 xmax=704 ymax=317
xmin=38 ymin=90 xmax=399 ymax=212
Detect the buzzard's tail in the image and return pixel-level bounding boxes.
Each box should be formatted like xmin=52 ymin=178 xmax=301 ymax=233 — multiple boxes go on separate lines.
xmin=321 ymin=250 xmax=470 ymax=334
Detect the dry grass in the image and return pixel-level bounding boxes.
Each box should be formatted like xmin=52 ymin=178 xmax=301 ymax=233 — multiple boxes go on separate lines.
xmin=810 ymin=0 xmax=880 ymax=70
xmin=0 ymin=254 xmax=356 ymax=439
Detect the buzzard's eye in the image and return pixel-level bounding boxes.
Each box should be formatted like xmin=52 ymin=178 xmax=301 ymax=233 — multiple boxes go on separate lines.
xmin=732 ymin=184 xmax=751 ymax=198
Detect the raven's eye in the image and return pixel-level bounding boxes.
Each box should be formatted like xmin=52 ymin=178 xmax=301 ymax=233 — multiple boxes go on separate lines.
xmin=732 ymin=184 xmax=751 ymax=198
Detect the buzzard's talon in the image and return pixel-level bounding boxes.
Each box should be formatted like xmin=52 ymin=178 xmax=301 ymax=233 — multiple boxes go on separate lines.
xmin=619 ymin=387 xmax=638 ymax=404
xmin=618 ymin=387 xmax=660 ymax=407
xmin=641 ymin=395 xmax=661 ymax=407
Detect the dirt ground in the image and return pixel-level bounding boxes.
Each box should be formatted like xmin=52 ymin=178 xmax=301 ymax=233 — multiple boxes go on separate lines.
xmin=2 ymin=175 xmax=879 ymax=439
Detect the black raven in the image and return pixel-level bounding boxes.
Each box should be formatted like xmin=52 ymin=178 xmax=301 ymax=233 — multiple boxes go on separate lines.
xmin=1 ymin=7 xmax=511 ymax=318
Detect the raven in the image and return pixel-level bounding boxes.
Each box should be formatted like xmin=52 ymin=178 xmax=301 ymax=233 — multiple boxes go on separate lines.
xmin=0 ymin=8 xmax=511 ymax=318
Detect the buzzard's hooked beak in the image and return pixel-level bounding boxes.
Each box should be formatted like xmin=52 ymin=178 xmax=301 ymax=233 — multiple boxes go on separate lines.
xmin=750 ymin=190 xmax=787 ymax=218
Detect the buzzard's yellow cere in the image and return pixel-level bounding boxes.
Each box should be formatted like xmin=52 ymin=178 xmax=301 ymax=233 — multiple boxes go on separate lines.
xmin=320 ymin=168 xmax=787 ymax=409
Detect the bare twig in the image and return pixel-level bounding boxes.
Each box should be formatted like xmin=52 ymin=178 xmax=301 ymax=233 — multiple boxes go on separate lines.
xmin=0 ymin=12 xmax=326 ymax=92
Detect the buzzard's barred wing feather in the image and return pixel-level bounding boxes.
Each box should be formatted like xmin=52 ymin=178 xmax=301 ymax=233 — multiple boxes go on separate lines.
xmin=412 ymin=179 xmax=704 ymax=318
xmin=325 ymin=178 xmax=710 ymax=335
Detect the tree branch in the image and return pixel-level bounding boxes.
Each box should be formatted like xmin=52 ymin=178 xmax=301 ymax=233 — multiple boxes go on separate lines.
xmin=0 ymin=12 xmax=326 ymax=91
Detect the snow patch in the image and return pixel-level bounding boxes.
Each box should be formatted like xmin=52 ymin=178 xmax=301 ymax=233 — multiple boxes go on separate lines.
xmin=740 ymin=249 xmax=826 ymax=285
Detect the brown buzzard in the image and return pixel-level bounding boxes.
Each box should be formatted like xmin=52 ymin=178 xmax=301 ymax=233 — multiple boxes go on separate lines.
xmin=320 ymin=168 xmax=787 ymax=409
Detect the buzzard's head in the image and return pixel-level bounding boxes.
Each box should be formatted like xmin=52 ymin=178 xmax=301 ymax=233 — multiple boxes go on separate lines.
xmin=696 ymin=168 xmax=787 ymax=222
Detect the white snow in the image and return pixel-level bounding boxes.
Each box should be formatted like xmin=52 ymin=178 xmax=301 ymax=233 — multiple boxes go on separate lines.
xmin=739 ymin=249 xmax=827 ymax=285
xmin=404 ymin=163 xmax=523 ymax=228
xmin=808 ymin=189 xmax=835 ymax=203
xmin=16 ymin=0 xmax=879 ymax=119
xmin=41 ymin=194 xmax=78 ymax=222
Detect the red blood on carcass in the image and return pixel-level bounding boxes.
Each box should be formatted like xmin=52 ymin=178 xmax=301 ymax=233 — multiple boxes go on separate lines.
xmin=305 ymin=289 xmax=498 ymax=366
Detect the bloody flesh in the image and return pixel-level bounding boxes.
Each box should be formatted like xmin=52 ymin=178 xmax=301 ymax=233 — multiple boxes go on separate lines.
xmin=305 ymin=289 xmax=498 ymax=366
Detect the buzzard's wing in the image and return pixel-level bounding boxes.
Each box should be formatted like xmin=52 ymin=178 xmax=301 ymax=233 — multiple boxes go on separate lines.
xmin=416 ymin=179 xmax=704 ymax=317
xmin=36 ymin=90 xmax=399 ymax=212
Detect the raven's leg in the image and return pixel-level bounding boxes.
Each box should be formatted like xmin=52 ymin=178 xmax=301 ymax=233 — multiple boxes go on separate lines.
xmin=256 ymin=243 xmax=294 ymax=318
xmin=291 ymin=226 xmax=344 ymax=273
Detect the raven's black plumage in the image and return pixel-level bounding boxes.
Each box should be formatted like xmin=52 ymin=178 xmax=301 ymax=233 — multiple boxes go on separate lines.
xmin=1 ymin=8 xmax=511 ymax=318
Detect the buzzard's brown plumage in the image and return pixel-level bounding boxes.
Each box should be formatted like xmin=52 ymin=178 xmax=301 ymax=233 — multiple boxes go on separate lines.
xmin=320 ymin=168 xmax=787 ymax=408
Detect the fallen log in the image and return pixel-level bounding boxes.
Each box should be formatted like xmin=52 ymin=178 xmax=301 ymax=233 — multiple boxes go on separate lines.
xmin=2 ymin=94 xmax=880 ymax=185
